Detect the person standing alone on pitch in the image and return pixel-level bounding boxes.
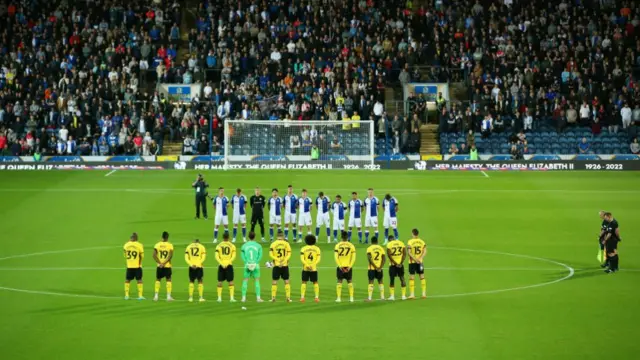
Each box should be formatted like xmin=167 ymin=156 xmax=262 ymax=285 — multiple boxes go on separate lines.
xmin=192 ymin=174 xmax=209 ymax=219
xmin=250 ymin=187 xmax=267 ymax=242
xmin=598 ymin=211 xmax=610 ymax=267
xmin=603 ymin=212 xmax=621 ymax=273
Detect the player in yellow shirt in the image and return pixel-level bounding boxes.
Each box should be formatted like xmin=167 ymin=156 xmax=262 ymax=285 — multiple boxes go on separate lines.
xmin=269 ymin=230 xmax=292 ymax=302
xmin=407 ymin=228 xmax=427 ymax=299
xmin=386 ymin=235 xmax=407 ymax=300
xmin=215 ymin=233 xmax=237 ymax=302
xmin=365 ymin=236 xmax=386 ymax=301
xmin=300 ymin=235 xmax=321 ymax=302
xmin=334 ymin=231 xmax=356 ymax=302
xmin=152 ymin=231 xmax=174 ymax=302
xmin=185 ymin=239 xmax=207 ymax=302
xmin=123 ymin=232 xmax=145 ymax=300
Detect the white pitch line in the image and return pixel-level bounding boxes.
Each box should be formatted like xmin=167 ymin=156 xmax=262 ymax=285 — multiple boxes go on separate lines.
xmin=481 ymin=170 xmax=490 ymax=178
xmin=0 ymin=266 xmax=569 ymax=272
xmin=105 ymin=170 xmax=117 ymax=177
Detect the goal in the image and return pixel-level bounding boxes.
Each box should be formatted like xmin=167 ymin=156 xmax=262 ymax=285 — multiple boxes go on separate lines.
xmin=223 ymin=120 xmax=375 ymax=170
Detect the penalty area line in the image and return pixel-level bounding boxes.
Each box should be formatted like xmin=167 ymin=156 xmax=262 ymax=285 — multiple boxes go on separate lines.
xmin=105 ymin=170 xmax=117 ymax=177
xmin=481 ymin=170 xmax=490 ymax=178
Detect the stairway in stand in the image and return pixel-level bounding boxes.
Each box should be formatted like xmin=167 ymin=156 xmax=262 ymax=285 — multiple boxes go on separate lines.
xmin=419 ymin=124 xmax=440 ymax=155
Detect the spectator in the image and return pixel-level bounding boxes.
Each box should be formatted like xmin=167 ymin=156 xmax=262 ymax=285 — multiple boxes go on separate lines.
xmin=290 ymin=135 xmax=301 ymax=155
xmin=211 ymin=136 xmax=221 ymax=155
xmin=0 ymin=131 xmax=7 ymax=155
xmin=401 ymin=129 xmax=410 ymax=153
xmin=183 ymin=135 xmax=195 ymax=155
xmin=494 ymin=115 xmax=505 ymax=133
xmin=124 ymin=136 xmax=136 ymax=156
xmin=59 ymin=126 xmax=69 ymax=142
xmin=631 ymin=138 xmax=640 ymax=155
xmin=523 ymin=111 xmax=533 ymax=132
xmin=449 ymin=143 xmax=459 ymax=155
xmin=579 ymin=102 xmax=591 ymax=126
xmin=578 ymin=137 xmax=591 ymax=154
xmin=481 ymin=116 xmax=492 ymax=139
xmin=566 ymin=105 xmax=578 ymax=128
xmin=197 ymin=135 xmax=209 ymax=155
xmin=510 ymin=145 xmax=523 ymax=160
xmin=149 ymin=141 xmax=159 ymax=156
xmin=66 ymin=136 xmax=77 ymax=155
xmin=99 ymin=140 xmax=110 ymax=156
xmin=459 ymin=143 xmax=469 ymax=155
xmin=408 ymin=128 xmax=421 ymax=153
xmin=133 ymin=133 xmax=144 ymax=155
xmin=330 ymin=137 xmax=342 ymax=154
xmin=621 ymin=103 xmax=633 ymax=129
xmin=466 ymin=130 xmax=475 ymax=148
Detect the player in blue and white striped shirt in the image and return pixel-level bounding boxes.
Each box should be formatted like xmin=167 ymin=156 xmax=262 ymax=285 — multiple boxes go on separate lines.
xmin=231 ymin=188 xmax=248 ymax=243
xmin=364 ymin=188 xmax=380 ymax=243
xmin=382 ymin=193 xmax=399 ymax=245
xmin=213 ymin=187 xmax=230 ymax=243
xmin=348 ymin=192 xmax=363 ymax=243
xmin=315 ymin=191 xmax=331 ymax=243
xmin=297 ymin=189 xmax=313 ymax=243
xmin=283 ymin=185 xmax=298 ymax=241
xmin=268 ymin=189 xmax=283 ymax=242
xmin=331 ymin=195 xmax=346 ymax=243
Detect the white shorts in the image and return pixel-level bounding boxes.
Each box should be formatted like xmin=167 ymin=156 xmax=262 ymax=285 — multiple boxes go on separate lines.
xmin=233 ymin=214 xmax=246 ymax=225
xmin=269 ymin=214 xmax=281 ymax=225
xmin=332 ymin=219 xmax=345 ymax=231
xmin=284 ymin=212 xmax=296 ymax=225
xmin=383 ymin=216 xmax=397 ymax=229
xmin=298 ymin=212 xmax=312 ymax=226
xmin=316 ymin=212 xmax=330 ymax=227
xmin=215 ymin=214 xmax=229 ymax=226
xmin=365 ymin=216 xmax=378 ymax=228
xmin=348 ymin=217 xmax=362 ymax=228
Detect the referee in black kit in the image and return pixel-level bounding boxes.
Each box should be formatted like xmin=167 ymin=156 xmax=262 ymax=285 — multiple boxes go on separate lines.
xmin=598 ymin=211 xmax=609 ymax=268
xmin=192 ymin=174 xmax=209 ymax=219
xmin=250 ymin=187 xmax=267 ymax=242
xmin=602 ymin=212 xmax=621 ymax=273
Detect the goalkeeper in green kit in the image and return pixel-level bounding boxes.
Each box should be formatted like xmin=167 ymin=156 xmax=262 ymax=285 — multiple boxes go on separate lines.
xmin=241 ymin=232 xmax=264 ymax=302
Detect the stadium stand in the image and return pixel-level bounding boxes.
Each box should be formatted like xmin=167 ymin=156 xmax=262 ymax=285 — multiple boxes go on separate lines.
xmin=1 ymin=0 xmax=640 ymax=158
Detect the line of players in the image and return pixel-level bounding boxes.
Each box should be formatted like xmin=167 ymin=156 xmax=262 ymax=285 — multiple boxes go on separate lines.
xmin=122 ymin=228 xmax=427 ymax=303
xmin=210 ymin=186 xmax=400 ymax=245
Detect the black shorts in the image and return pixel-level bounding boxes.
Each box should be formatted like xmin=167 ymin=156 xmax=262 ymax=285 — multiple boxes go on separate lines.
xmin=156 ymin=267 xmax=173 ymax=280
xmin=301 ymin=270 xmax=318 ymax=283
xmin=408 ymin=263 xmax=424 ymax=275
xmin=217 ymin=265 xmax=234 ymax=282
xmin=251 ymin=213 xmax=264 ymax=225
xmin=189 ymin=267 xmax=204 ymax=282
xmin=389 ymin=265 xmax=405 ymax=278
xmin=367 ymin=269 xmax=383 ymax=281
xmin=336 ymin=267 xmax=353 ymax=281
xmin=272 ymin=266 xmax=290 ymax=281
xmin=125 ymin=268 xmax=143 ymax=281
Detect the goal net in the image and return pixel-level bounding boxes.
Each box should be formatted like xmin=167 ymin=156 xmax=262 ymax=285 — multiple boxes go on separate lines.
xmin=223 ymin=120 xmax=375 ymax=170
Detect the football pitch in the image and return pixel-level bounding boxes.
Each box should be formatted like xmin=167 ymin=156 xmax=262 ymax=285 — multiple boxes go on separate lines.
xmin=0 ymin=170 xmax=639 ymax=360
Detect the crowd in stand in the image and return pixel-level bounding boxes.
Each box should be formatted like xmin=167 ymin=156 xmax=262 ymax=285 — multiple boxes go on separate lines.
xmin=435 ymin=0 xmax=640 ymax=155
xmin=2 ymin=0 xmax=640 ymax=157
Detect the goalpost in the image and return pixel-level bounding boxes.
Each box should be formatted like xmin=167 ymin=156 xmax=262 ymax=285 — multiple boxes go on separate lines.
xmin=223 ymin=120 xmax=376 ymax=170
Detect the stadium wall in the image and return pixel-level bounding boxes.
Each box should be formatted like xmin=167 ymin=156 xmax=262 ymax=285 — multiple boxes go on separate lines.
xmin=0 ymin=155 xmax=639 ymax=171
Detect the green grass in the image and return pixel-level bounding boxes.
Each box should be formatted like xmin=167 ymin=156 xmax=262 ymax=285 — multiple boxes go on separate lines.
xmin=0 ymin=170 xmax=639 ymax=360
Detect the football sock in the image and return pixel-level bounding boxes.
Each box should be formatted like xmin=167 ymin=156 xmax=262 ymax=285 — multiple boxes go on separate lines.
xmin=379 ymin=284 xmax=385 ymax=298
xmin=401 ymin=286 xmax=406 ymax=298
xmin=154 ymin=281 xmax=160 ymax=295
xmin=214 ymin=229 xmax=218 ymax=239
xmin=241 ymin=280 xmax=248 ymax=298
xmin=269 ymin=228 xmax=274 ymax=239
xmin=348 ymin=230 xmax=352 ymax=240
xmin=284 ymin=229 xmax=289 ymax=239
xmin=285 ymin=283 xmax=291 ymax=299
xmin=188 ymin=283 xmax=194 ymax=298
xmin=259 ymin=224 xmax=265 ymax=236
xmin=358 ymin=231 xmax=362 ymax=242
xmin=242 ymin=227 xmax=246 ymax=238
xmin=224 ymin=228 xmax=229 ymax=235
xmin=611 ymin=255 xmax=619 ymax=270
xmin=271 ymin=284 xmax=277 ymax=299
xmin=124 ymin=283 xmax=130 ymax=297
xmin=348 ymin=283 xmax=354 ymax=299
xmin=293 ymin=229 xmax=297 ymax=239
xmin=313 ymin=283 xmax=319 ymax=298
xmin=365 ymin=231 xmax=370 ymax=242
xmin=137 ymin=283 xmax=143 ymax=298
xmin=374 ymin=231 xmax=379 ymax=239
xmin=393 ymin=229 xmax=399 ymax=239
xmin=315 ymin=227 xmax=320 ymax=236
xmin=233 ymin=228 xmax=237 ymax=238
xmin=166 ymin=281 xmax=172 ymax=296
xmin=255 ymin=280 xmax=261 ymax=298
xmin=421 ymin=278 xmax=427 ymax=296
xmin=326 ymin=228 xmax=330 ymax=237
xmin=336 ymin=283 xmax=342 ymax=299
xmin=301 ymin=283 xmax=307 ymax=298
xmin=384 ymin=228 xmax=389 ymax=239
xmin=409 ymin=279 xmax=415 ymax=296
xmin=367 ymin=284 xmax=374 ymax=299
xmin=333 ymin=229 xmax=338 ymax=240
xmin=217 ymin=286 xmax=222 ymax=299
xmin=198 ymin=283 xmax=204 ymax=298
xmin=229 ymin=285 xmax=235 ymax=299
xmin=389 ymin=287 xmax=395 ymax=297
